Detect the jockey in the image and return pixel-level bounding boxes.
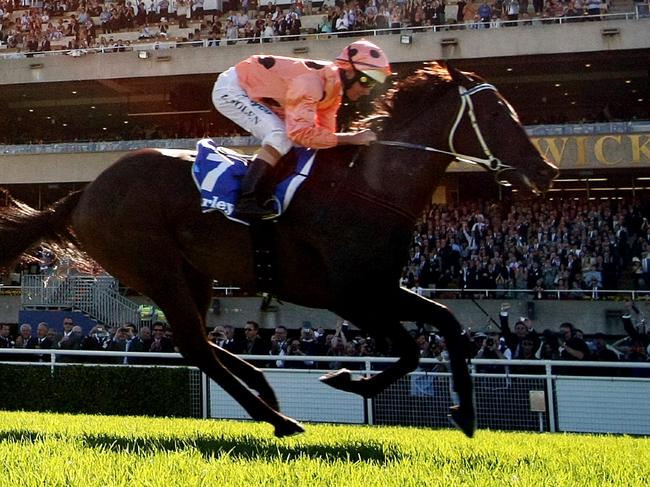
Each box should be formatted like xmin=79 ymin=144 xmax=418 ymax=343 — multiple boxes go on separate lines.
xmin=211 ymin=39 xmax=392 ymax=219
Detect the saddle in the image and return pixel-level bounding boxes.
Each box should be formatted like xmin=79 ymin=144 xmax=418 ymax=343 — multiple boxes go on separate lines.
xmin=191 ymin=138 xmax=317 ymax=225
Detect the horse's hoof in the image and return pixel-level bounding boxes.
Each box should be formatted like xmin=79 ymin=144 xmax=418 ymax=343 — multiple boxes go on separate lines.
xmin=448 ymin=404 xmax=476 ymax=438
xmin=274 ymin=417 xmax=305 ymax=438
xmin=319 ymin=369 xmax=352 ymax=391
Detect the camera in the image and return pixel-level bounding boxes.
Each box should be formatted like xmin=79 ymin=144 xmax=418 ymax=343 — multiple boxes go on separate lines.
xmin=486 ymin=338 xmax=495 ymax=347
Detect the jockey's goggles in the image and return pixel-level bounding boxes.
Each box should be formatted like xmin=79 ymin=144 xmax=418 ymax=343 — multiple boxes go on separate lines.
xmin=355 ymin=73 xmax=377 ymax=89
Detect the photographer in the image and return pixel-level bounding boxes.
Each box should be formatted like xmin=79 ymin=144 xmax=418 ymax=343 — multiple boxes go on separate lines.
xmin=476 ymin=331 xmax=509 ymax=373
xmin=558 ymin=322 xmax=590 ymax=361
xmin=269 ymin=325 xmax=289 ymax=368
xmin=207 ymin=326 xmax=222 ymax=345
xmin=286 ymin=339 xmax=308 ymax=369
xmin=537 ymin=329 xmax=562 ymax=360
xmin=590 ymin=332 xmax=620 ymax=369
xmin=553 ymin=322 xmax=590 ymax=375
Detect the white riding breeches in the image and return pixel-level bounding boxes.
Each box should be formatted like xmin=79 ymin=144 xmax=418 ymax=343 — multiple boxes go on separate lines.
xmin=212 ymin=67 xmax=293 ymax=156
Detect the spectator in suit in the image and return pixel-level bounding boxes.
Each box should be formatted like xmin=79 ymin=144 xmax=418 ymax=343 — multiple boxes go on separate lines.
xmin=559 ymin=322 xmax=590 ymax=360
xmin=138 ymin=326 xmax=153 ymax=351
xmin=207 ymin=326 xmax=222 ymax=344
xmin=126 ymin=323 xmax=153 ymax=364
xmin=621 ymin=301 xmax=649 ymax=352
xmin=591 ymin=333 xmax=619 ymax=362
xmin=125 ymin=323 xmax=146 ymax=364
xmin=240 ymin=320 xmax=269 ymax=355
xmin=106 ymin=326 xmax=131 ymax=363
xmin=58 ymin=318 xmax=83 ymax=362
xmin=537 ymin=329 xmax=562 ymax=360
xmin=58 ymin=318 xmax=83 ymax=350
xmin=149 ymin=322 xmax=175 ymax=353
xmin=82 ymin=324 xmax=111 ymax=351
xmin=298 ymin=325 xmax=320 ymax=368
xmin=510 ymin=334 xmax=544 ymax=374
xmin=475 ymin=331 xmax=509 ymax=373
xmin=498 ymin=302 xmax=539 ymax=358
xmin=15 ymin=323 xmax=38 ymax=349
xmin=145 ymin=322 xmax=176 ymax=364
xmin=619 ymin=306 xmax=650 ymax=376
xmin=0 ymin=324 xmax=14 ymax=349
xmin=269 ymin=325 xmax=289 ymax=368
xmin=34 ymin=322 xmax=54 ymax=362
xmin=13 ymin=323 xmax=38 ymax=361
xmin=221 ymin=325 xmax=238 ymax=352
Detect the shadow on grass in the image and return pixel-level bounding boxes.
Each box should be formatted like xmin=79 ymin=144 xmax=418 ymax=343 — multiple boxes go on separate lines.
xmin=0 ymin=429 xmax=403 ymax=463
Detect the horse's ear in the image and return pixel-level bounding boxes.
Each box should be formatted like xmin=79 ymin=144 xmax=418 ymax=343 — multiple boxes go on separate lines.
xmin=446 ymin=63 xmax=471 ymax=86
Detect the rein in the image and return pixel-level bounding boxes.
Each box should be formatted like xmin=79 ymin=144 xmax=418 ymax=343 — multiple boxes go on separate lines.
xmin=375 ymin=83 xmax=515 ymax=182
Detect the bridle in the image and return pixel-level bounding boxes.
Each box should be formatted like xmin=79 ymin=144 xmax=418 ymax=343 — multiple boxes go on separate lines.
xmin=374 ymin=83 xmax=515 ymax=182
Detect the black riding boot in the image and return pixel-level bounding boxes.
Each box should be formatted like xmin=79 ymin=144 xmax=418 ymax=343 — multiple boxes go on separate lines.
xmin=235 ymin=158 xmax=275 ymax=220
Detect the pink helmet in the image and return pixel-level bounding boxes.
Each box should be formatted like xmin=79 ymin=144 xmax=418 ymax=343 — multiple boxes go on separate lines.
xmin=335 ymin=39 xmax=391 ymax=84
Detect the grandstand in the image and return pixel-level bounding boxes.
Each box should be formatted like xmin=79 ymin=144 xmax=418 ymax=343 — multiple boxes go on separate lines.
xmin=0 ymin=3 xmax=649 ymax=333
xmin=0 ymin=4 xmax=648 ymax=202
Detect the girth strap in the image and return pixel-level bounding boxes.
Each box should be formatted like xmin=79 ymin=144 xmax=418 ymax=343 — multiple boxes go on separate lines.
xmin=249 ymin=221 xmax=278 ymax=295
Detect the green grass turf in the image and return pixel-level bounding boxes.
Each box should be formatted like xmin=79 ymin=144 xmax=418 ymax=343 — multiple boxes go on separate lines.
xmin=0 ymin=411 xmax=648 ymax=486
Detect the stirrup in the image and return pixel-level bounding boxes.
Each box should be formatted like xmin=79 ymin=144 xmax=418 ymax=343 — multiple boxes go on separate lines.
xmin=235 ymin=195 xmax=275 ymax=220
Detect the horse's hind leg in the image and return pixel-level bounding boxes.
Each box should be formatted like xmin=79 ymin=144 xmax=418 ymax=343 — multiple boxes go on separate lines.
xmin=321 ymin=288 xmax=475 ymax=438
xmin=148 ymin=263 xmax=303 ymax=438
xmin=320 ymin=320 xmax=419 ymax=398
xmin=182 ymin=261 xmax=281 ymax=412
xmin=395 ymin=289 xmax=475 ymax=437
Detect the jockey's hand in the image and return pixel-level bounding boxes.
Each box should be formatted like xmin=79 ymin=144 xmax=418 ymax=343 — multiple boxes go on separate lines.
xmin=352 ymin=129 xmax=378 ymax=145
xmin=353 ymin=129 xmax=377 ymax=145
xmin=336 ymin=129 xmax=378 ymax=146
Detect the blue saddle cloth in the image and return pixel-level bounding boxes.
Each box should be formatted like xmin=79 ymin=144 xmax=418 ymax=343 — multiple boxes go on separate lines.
xmin=191 ymin=138 xmax=317 ymax=224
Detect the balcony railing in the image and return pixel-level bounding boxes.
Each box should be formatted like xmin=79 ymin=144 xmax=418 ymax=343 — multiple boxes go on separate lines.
xmin=0 ymin=10 xmax=645 ymax=60
xmin=20 ymin=274 xmax=140 ymax=326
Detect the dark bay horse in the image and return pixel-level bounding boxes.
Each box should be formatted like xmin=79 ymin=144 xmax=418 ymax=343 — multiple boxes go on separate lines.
xmin=0 ymin=63 xmax=557 ymax=438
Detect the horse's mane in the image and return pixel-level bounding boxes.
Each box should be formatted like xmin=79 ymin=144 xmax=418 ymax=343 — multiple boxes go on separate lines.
xmin=357 ymin=62 xmax=456 ymax=132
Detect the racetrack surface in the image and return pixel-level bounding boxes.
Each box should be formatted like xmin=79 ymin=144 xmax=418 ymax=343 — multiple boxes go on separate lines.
xmin=0 ymin=411 xmax=648 ymax=486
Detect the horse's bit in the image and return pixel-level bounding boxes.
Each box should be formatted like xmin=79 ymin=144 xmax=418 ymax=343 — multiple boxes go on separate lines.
xmin=375 ymin=83 xmax=515 ymax=182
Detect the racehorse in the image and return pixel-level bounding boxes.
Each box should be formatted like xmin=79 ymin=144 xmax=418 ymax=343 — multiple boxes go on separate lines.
xmin=0 ymin=62 xmax=557 ymax=438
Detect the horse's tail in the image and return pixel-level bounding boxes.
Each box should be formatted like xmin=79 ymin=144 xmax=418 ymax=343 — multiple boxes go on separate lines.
xmin=0 ymin=189 xmax=84 ymax=270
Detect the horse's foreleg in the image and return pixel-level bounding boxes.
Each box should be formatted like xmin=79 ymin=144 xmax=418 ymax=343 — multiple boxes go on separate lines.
xmin=153 ymin=285 xmax=303 ymax=438
xmin=395 ymin=289 xmax=475 ymax=438
xmin=209 ymin=344 xmax=280 ymax=411
xmin=181 ymin=263 xmax=280 ymax=412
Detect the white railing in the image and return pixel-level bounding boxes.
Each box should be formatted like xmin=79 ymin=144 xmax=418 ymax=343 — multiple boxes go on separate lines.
xmin=9 ymin=277 xmax=650 ymax=301
xmin=0 ymin=10 xmax=644 ymax=60
xmin=413 ymin=287 xmax=650 ymax=300
xmin=1 ymin=348 xmax=649 ymax=434
xmin=20 ymin=274 xmax=140 ymax=326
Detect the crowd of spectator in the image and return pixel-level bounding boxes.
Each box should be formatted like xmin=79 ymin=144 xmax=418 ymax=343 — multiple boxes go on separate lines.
xmin=207 ymin=300 xmax=650 ymax=375
xmin=0 ymin=316 xmax=180 ymax=364
xmin=0 ymin=0 xmax=624 ymax=55
xmin=401 ymin=196 xmax=650 ymax=299
xmin=0 ymin=302 xmax=648 ymax=375
xmin=4 ymin=195 xmax=650 ymax=294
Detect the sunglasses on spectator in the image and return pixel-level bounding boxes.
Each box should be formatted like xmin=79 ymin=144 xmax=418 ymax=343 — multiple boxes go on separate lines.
xmin=153 ymin=328 xmax=164 ymax=332
xmin=244 ymin=328 xmax=254 ymax=332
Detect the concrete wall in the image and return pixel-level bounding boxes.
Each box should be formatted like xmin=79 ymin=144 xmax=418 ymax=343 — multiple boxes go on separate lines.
xmin=0 ymin=294 xmax=634 ymax=335
xmin=207 ymin=296 xmax=631 ymax=335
